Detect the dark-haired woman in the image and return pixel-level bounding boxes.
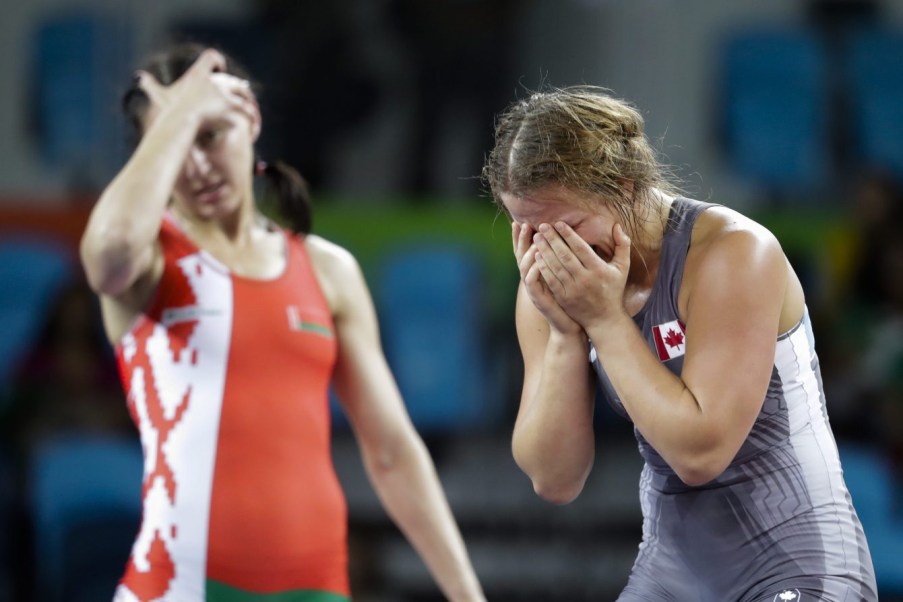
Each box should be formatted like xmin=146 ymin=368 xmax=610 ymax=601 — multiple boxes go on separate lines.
xmin=80 ymin=45 xmax=484 ymax=602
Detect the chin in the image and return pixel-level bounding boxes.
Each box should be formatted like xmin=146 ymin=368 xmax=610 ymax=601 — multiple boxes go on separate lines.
xmin=205 ymin=196 xmax=242 ymax=219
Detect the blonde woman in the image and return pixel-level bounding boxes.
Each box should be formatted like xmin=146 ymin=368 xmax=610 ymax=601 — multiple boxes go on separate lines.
xmin=483 ymin=86 xmax=877 ymax=602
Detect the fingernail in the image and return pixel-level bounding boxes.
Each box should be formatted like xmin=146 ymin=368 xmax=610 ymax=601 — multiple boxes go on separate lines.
xmin=538 ymin=223 xmax=550 ymax=233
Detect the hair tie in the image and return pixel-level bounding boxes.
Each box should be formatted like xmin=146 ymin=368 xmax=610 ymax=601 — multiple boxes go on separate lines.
xmin=255 ymin=160 xmax=268 ymax=176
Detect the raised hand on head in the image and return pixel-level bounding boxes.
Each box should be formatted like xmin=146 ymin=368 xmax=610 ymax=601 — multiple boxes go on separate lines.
xmin=135 ymin=49 xmax=259 ymax=136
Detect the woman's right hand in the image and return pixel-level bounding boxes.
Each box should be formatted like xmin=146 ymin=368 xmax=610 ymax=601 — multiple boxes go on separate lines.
xmin=513 ymin=221 xmax=583 ymax=336
xmin=135 ymin=49 xmax=257 ymax=132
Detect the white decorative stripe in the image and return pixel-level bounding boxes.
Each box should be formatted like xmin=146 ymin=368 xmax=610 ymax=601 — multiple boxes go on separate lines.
xmin=775 ymin=308 xmax=861 ymax=580
xmin=122 ymin=253 xmax=233 ymax=600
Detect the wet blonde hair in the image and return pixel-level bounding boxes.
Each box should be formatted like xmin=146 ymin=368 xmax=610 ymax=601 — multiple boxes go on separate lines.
xmin=482 ymin=86 xmax=678 ymax=238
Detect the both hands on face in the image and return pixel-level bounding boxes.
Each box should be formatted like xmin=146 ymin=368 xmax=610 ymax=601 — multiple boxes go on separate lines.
xmin=513 ymin=221 xmax=633 ymax=335
xmin=134 ymin=49 xmax=258 ymax=133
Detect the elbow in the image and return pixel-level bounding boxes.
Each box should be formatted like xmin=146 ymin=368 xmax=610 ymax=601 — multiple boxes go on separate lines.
xmin=675 ymin=467 xmax=720 ymax=488
xmin=80 ymin=234 xmax=139 ymax=297
xmin=531 ymin=478 xmax=585 ymax=505
xmin=362 ymin=428 xmax=423 ymax=478
xmin=83 ymin=259 xmax=133 ymax=298
xmin=513 ymin=444 xmax=590 ymax=505
xmin=671 ymin=450 xmax=732 ymax=487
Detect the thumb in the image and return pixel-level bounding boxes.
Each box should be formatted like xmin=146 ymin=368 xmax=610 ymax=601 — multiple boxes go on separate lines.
xmin=134 ymin=70 xmax=163 ymax=99
xmin=191 ymin=48 xmax=228 ymax=75
xmin=612 ymin=223 xmax=631 ymax=272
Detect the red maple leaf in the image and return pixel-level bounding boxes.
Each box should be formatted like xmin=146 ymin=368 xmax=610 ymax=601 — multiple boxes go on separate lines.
xmin=664 ymin=328 xmax=684 ymax=348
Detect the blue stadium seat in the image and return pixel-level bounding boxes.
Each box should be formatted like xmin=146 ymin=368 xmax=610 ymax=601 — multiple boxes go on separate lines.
xmin=0 ymin=236 xmax=74 ymax=404
xmin=29 ymin=434 xmax=143 ymax=602
xmin=720 ymin=27 xmax=831 ymax=196
xmin=846 ymin=28 xmax=903 ymax=180
xmin=31 ymin=11 xmax=133 ymax=186
xmin=376 ymin=244 xmax=498 ymax=435
xmin=838 ymin=443 xmax=903 ymax=595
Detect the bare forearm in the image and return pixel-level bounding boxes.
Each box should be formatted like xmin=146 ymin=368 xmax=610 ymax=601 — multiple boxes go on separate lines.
xmin=81 ymin=108 xmax=200 ymax=293
xmin=512 ymin=331 xmax=595 ymax=503
xmin=363 ymin=435 xmax=484 ymax=602
xmin=587 ymin=313 xmax=719 ymax=483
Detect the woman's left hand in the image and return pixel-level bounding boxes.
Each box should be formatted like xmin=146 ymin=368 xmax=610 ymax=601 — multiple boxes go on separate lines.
xmin=533 ymin=221 xmax=632 ymax=328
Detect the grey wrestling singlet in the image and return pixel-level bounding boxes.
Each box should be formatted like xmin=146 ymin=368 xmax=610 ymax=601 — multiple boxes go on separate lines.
xmin=590 ymin=198 xmax=877 ymax=602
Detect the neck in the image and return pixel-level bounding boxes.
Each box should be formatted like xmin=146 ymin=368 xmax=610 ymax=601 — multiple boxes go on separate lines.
xmin=172 ymin=195 xmax=259 ymax=244
xmin=626 ymin=189 xmax=673 ymax=286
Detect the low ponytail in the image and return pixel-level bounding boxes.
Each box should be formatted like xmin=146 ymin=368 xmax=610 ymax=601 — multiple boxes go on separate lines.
xmin=256 ymin=160 xmax=313 ymax=234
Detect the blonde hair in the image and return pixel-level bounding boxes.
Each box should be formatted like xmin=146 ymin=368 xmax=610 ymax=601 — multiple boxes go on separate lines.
xmin=482 ymin=86 xmax=678 ymax=238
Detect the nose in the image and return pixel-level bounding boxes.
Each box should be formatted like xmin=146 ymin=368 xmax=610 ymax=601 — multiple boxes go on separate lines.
xmin=184 ymin=146 xmax=212 ymax=180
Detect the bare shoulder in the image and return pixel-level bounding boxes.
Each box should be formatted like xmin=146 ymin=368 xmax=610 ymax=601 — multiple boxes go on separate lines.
xmin=688 ymin=205 xmax=784 ymax=266
xmin=302 ymin=234 xmax=366 ymax=314
xmin=304 ymin=234 xmax=359 ymax=272
xmin=680 ymin=205 xmax=789 ymax=315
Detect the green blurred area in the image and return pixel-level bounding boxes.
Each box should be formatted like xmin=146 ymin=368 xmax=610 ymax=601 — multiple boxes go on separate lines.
xmin=304 ymin=198 xmax=857 ymax=322
xmin=310 ymin=200 xmax=521 ymax=320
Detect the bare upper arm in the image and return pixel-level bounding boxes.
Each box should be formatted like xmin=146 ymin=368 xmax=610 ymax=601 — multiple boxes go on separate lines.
xmin=680 ymin=216 xmax=789 ymax=437
xmin=305 ymin=235 xmax=413 ymax=442
xmin=95 ymin=240 xmax=165 ymax=345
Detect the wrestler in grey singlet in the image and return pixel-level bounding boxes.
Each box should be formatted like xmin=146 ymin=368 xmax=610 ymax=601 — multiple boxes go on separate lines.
xmin=591 ymin=198 xmax=877 ymax=602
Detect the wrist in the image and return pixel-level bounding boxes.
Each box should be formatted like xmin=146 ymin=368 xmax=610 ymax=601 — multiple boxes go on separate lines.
xmin=547 ymin=327 xmax=589 ymax=352
xmin=586 ymin=311 xmax=635 ymax=353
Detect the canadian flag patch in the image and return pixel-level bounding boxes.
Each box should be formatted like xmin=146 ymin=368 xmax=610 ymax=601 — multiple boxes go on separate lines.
xmin=652 ymin=319 xmax=686 ymax=361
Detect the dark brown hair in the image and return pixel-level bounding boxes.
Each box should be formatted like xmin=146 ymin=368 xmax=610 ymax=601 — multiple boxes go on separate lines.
xmin=121 ymin=43 xmax=312 ymax=234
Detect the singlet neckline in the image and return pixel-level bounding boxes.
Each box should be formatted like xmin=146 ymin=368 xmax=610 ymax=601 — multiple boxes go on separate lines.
xmin=627 ymin=199 xmax=806 ymax=340
xmin=165 ymin=210 xmax=293 ymax=284
xmin=629 ymin=197 xmax=685 ymax=324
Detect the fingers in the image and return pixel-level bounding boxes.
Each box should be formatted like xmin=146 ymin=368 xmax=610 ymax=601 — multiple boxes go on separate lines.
xmin=522 ymin=260 xmax=554 ymax=309
xmin=522 ymin=259 xmax=544 ymax=289
xmin=611 ymin=223 xmax=632 ymax=272
xmin=134 ymin=70 xmax=162 ymax=99
xmin=134 ymin=50 xmax=235 ymax=103
xmin=211 ymin=72 xmax=257 ymax=118
xmin=514 ymin=226 xmax=547 ymax=291
xmin=134 ymin=49 xmax=258 ymax=134
xmin=211 ymin=72 xmax=251 ymax=94
xmin=532 ymin=229 xmax=569 ymax=290
xmin=190 ymin=48 xmax=228 ymax=76
xmin=543 ymin=222 xmax=598 ymax=268
xmin=522 ymin=260 xmax=580 ymax=334
xmin=518 ymin=241 xmax=538 ymax=281
xmin=512 ymin=221 xmax=535 ymax=264
xmin=533 ymin=222 xmax=591 ymax=293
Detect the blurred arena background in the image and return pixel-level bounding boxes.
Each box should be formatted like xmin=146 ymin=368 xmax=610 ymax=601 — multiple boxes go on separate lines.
xmin=1 ymin=0 xmax=903 ymax=600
